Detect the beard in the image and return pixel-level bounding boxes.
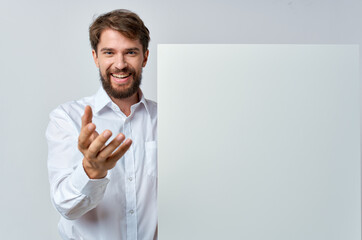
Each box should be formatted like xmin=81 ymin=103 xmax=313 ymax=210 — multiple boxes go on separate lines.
xmin=100 ymin=66 xmax=142 ymax=99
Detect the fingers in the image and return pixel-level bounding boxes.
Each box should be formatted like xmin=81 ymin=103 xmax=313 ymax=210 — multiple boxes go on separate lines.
xmin=86 ymin=130 xmax=113 ymax=159
xmin=79 ymin=106 xmax=96 ymax=150
xmin=78 ymin=106 xmax=132 ymax=168
xmin=107 ymin=139 xmax=132 ymax=162
xmin=81 ymin=105 xmax=93 ymax=127
xmin=90 ymin=131 xmax=99 ymax=143
xmin=97 ymin=133 xmax=125 ymax=159
xmin=78 ymin=123 xmax=96 ymax=150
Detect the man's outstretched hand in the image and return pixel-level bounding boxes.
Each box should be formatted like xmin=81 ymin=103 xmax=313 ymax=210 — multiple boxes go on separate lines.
xmin=78 ymin=105 xmax=132 ymax=179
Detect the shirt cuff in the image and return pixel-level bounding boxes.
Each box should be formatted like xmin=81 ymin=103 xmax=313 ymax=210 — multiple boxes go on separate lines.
xmin=70 ymin=163 xmax=110 ymax=196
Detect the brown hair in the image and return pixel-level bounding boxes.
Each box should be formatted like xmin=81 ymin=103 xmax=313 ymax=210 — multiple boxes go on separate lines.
xmin=89 ymin=9 xmax=150 ymax=54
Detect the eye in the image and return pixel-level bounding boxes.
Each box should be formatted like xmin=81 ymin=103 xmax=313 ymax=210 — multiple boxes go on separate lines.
xmin=127 ymin=51 xmax=137 ymax=55
xmin=105 ymin=51 xmax=113 ymax=55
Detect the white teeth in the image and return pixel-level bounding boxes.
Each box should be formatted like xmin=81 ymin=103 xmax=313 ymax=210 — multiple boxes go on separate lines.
xmin=112 ymin=73 xmax=130 ymax=79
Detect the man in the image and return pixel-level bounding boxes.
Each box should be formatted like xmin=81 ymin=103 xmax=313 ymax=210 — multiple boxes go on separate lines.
xmin=46 ymin=9 xmax=157 ymax=240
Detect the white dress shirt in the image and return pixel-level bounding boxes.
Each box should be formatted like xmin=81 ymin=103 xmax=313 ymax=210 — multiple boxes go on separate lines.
xmin=46 ymin=87 xmax=157 ymax=240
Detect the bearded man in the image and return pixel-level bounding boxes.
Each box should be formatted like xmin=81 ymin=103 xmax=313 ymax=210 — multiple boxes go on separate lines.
xmin=46 ymin=9 xmax=157 ymax=240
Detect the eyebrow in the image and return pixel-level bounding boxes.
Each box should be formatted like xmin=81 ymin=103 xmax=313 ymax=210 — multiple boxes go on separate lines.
xmin=100 ymin=47 xmax=141 ymax=52
xmin=100 ymin=48 xmax=115 ymax=52
xmin=125 ymin=48 xmax=141 ymax=52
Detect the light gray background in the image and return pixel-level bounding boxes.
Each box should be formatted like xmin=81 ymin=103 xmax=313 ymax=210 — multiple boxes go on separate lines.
xmin=0 ymin=0 xmax=361 ymax=239
xmin=158 ymin=44 xmax=360 ymax=239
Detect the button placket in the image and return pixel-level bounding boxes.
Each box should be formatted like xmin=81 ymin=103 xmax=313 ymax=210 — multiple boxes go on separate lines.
xmin=124 ymin=119 xmax=138 ymax=240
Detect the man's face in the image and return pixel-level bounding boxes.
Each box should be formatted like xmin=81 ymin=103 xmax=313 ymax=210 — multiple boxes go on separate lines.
xmin=92 ymin=28 xmax=149 ymax=99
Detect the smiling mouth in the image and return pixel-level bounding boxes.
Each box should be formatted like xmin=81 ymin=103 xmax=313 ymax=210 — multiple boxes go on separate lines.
xmin=111 ymin=73 xmax=132 ymax=79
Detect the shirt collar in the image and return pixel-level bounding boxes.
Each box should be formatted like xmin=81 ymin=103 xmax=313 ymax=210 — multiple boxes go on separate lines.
xmin=94 ymin=87 xmax=151 ymax=115
xmin=94 ymin=87 xmax=113 ymax=114
xmin=137 ymin=89 xmax=151 ymax=115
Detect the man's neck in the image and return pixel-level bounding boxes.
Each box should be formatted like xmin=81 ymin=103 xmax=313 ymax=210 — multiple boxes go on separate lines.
xmin=110 ymin=91 xmax=139 ymax=117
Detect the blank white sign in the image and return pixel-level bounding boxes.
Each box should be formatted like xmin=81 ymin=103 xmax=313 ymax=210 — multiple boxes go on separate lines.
xmin=158 ymin=45 xmax=360 ymax=240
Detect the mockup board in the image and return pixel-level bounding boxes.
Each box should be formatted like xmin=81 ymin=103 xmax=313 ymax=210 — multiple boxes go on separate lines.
xmin=158 ymin=45 xmax=360 ymax=240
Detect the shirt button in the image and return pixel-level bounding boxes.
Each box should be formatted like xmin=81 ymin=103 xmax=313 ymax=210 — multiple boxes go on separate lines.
xmin=128 ymin=177 xmax=133 ymax=181
xmin=129 ymin=210 xmax=134 ymax=214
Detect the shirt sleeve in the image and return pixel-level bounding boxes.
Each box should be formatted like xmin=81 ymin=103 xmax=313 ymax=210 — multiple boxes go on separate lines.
xmin=46 ymin=106 xmax=110 ymax=220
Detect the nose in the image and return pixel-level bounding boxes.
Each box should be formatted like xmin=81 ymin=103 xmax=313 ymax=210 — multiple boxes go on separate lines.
xmin=114 ymin=54 xmax=127 ymax=70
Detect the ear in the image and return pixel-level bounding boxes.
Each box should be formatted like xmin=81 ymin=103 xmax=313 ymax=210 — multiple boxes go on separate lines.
xmin=142 ymin=49 xmax=149 ymax=67
xmin=92 ymin=49 xmax=99 ymax=68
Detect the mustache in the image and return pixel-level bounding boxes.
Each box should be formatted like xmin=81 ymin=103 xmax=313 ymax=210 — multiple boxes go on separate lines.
xmin=107 ymin=67 xmax=135 ymax=75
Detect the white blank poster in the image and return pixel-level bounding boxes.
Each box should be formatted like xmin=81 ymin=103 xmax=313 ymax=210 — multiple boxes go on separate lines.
xmin=158 ymin=45 xmax=360 ymax=240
